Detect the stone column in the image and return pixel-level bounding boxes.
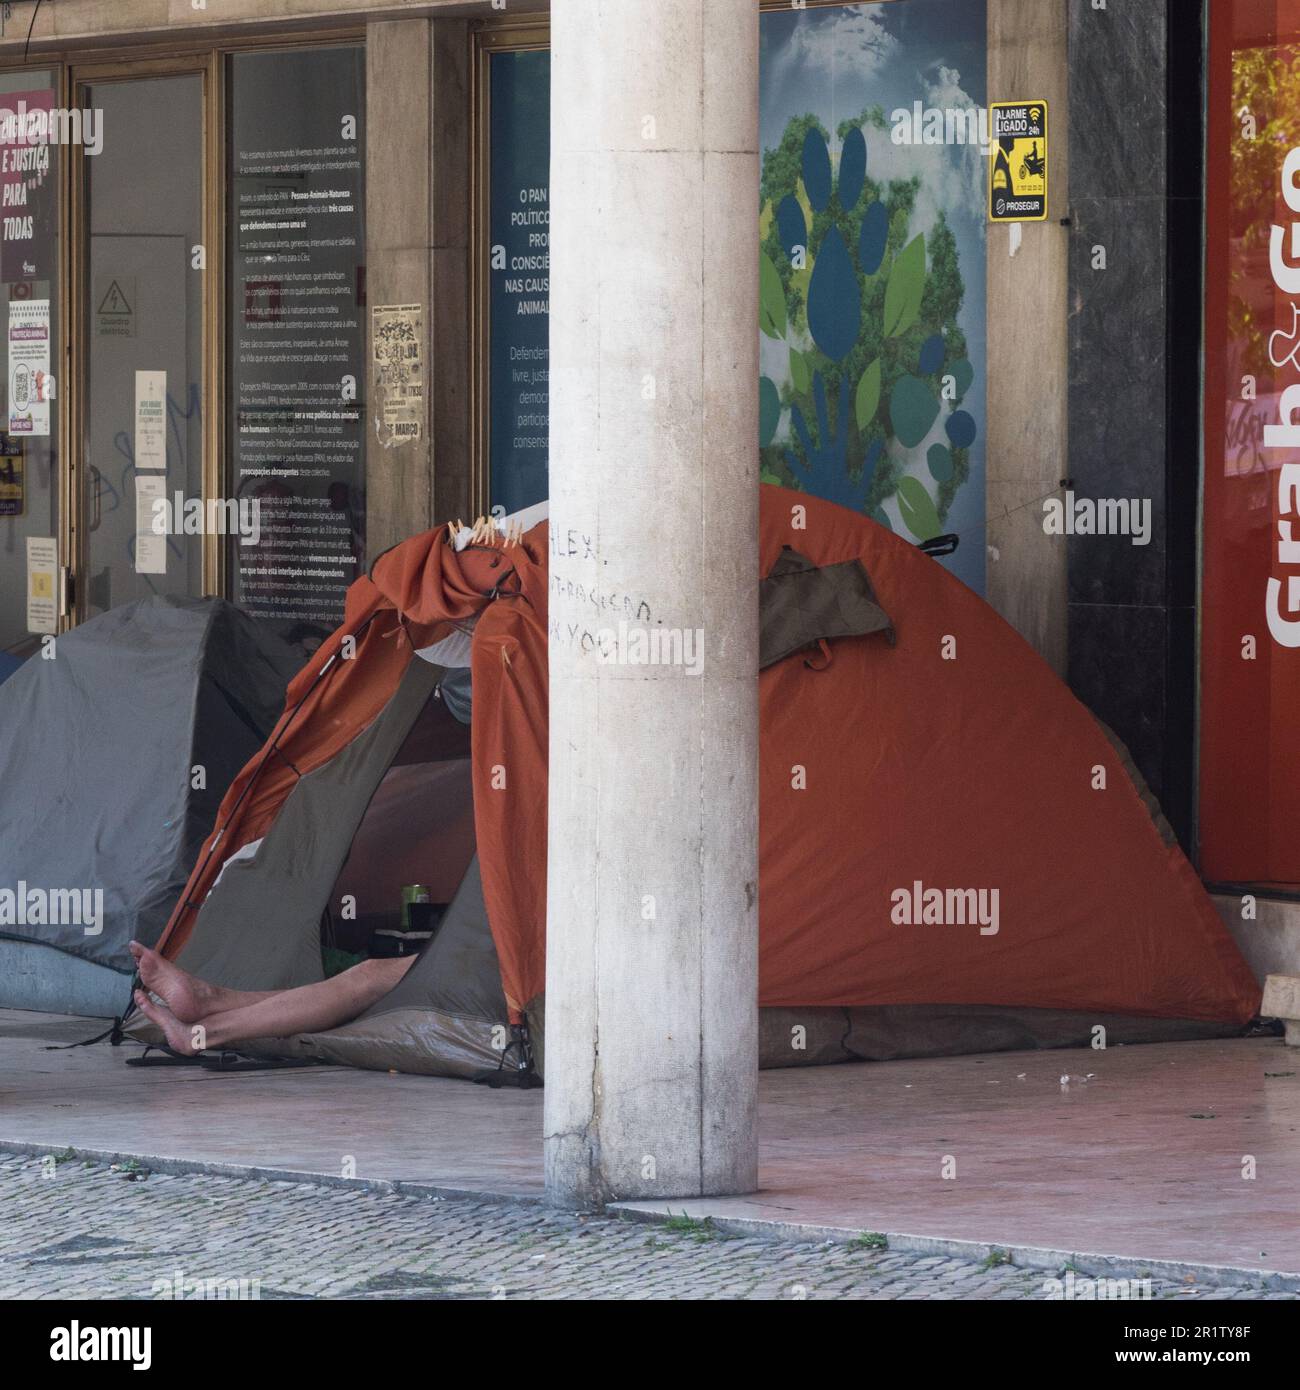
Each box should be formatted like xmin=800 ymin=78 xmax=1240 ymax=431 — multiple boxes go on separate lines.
xmin=544 ymin=0 xmax=760 ymax=1209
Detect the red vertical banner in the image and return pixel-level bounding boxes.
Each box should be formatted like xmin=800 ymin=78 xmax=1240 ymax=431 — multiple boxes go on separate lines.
xmin=1203 ymin=0 xmax=1300 ymax=884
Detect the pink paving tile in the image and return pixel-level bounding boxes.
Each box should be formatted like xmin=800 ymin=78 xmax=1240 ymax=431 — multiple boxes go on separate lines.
xmin=3 ymin=1012 xmax=1297 ymax=1275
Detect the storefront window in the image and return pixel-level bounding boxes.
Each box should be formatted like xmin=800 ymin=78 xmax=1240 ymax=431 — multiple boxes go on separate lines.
xmin=0 ymin=69 xmax=59 ymax=657
xmin=83 ymin=74 xmax=204 ymax=620
xmin=1203 ymin=0 xmax=1300 ymax=884
xmin=488 ymin=48 xmax=550 ymax=516
xmin=226 ymin=46 xmax=366 ymax=628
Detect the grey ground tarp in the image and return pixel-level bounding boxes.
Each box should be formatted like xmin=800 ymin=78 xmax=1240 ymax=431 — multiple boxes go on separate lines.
xmin=0 ymin=596 xmax=300 ymax=988
xmin=230 ymin=857 xmax=513 ymax=1078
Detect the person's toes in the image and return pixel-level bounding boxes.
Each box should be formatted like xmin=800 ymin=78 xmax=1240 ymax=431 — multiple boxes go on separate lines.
xmin=137 ymin=956 xmax=202 ymax=1024
xmin=133 ymin=988 xmax=160 ymax=1022
xmin=132 ymin=945 xmax=164 ymax=992
xmin=133 ymin=989 xmax=196 ymax=1055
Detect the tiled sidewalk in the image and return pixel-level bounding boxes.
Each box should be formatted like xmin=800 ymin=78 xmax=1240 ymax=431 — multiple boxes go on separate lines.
xmin=0 ymin=1155 xmax=1292 ymax=1301
xmin=6 ymin=1012 xmax=1300 ymax=1288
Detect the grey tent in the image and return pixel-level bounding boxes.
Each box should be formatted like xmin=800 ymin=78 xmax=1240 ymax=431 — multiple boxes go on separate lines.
xmin=0 ymin=596 xmax=301 ymax=1014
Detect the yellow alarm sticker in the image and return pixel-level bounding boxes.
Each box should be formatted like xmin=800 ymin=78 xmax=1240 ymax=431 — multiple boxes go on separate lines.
xmin=989 ymin=100 xmax=1048 ymax=222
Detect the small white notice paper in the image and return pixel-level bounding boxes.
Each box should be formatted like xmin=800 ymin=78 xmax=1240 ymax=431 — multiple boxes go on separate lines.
xmin=25 ymin=535 xmax=57 ymax=634
xmin=134 ymin=473 xmax=167 ymax=575
xmin=134 ymin=370 xmax=166 ymax=471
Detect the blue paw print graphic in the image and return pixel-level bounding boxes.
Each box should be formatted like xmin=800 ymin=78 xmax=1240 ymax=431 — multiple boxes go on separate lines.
xmin=759 ymin=119 xmax=978 ymax=544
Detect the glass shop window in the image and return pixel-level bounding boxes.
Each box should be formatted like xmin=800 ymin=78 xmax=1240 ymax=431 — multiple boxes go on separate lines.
xmin=0 ymin=70 xmax=59 ymax=659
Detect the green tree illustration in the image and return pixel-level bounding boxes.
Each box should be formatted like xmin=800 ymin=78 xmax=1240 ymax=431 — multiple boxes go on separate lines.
xmin=759 ymin=108 xmax=975 ymax=536
xmin=1228 ymin=44 xmax=1300 ymax=381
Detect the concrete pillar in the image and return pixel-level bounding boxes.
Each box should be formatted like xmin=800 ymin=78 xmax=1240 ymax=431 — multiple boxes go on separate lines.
xmin=544 ymin=0 xmax=760 ymax=1209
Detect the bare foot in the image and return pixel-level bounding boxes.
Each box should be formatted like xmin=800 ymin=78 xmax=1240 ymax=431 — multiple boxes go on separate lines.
xmin=129 ymin=941 xmax=213 ymax=1025
xmin=132 ymin=990 xmax=208 ymax=1056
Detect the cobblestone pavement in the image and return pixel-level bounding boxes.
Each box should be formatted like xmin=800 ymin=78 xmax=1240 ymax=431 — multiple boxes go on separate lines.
xmin=0 ymin=1153 xmax=1293 ymax=1301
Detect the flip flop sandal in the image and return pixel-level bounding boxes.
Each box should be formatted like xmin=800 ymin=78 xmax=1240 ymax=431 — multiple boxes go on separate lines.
xmin=198 ymin=1051 xmax=322 ymax=1072
xmin=124 ymin=1044 xmax=202 ymax=1068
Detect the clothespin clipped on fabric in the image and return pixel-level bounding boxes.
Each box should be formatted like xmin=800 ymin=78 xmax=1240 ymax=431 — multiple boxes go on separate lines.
xmin=447 ymin=512 xmax=527 ymax=551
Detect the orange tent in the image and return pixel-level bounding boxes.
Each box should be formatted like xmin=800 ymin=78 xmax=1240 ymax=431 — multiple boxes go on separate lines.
xmin=155 ymin=487 xmax=1259 ymax=1075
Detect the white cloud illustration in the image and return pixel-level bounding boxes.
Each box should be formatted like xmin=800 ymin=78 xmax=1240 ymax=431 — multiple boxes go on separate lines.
xmin=769 ymin=6 xmax=898 ymax=88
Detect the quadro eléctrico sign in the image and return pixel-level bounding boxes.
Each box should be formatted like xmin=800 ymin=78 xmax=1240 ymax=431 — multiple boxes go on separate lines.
xmin=989 ymin=100 xmax=1048 ymax=222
